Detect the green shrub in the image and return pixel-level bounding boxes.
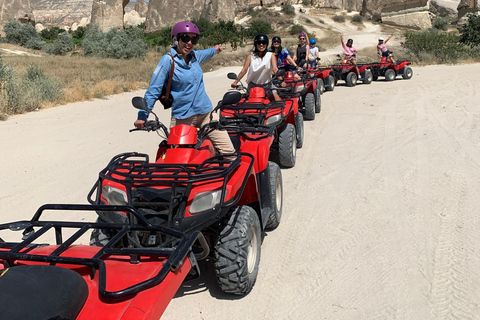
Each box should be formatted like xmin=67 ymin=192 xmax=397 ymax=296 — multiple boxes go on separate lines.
xmin=21 ymin=65 xmax=63 ymax=109
xmin=302 ymin=0 xmax=312 ymax=5
xmin=402 ymin=29 xmax=467 ymax=63
xmin=40 ymin=26 xmax=66 ymax=42
xmin=333 ymin=15 xmax=346 ymax=23
xmin=432 ymin=16 xmax=448 ymax=31
xmin=71 ymin=26 xmax=87 ymax=47
xmin=82 ymin=26 xmax=147 ymax=59
xmin=372 ymin=13 xmax=382 ymax=24
xmin=246 ymin=20 xmax=272 ymax=38
xmin=351 ymin=14 xmax=363 ymax=23
xmin=4 ymin=20 xmax=44 ymax=50
xmin=459 ymin=13 xmax=480 ymax=48
xmin=281 ymin=5 xmax=296 ymax=16
xmin=142 ymin=26 xmax=172 ymax=47
xmin=289 ymin=24 xmax=306 ymax=35
xmin=43 ymin=33 xmax=73 ymax=55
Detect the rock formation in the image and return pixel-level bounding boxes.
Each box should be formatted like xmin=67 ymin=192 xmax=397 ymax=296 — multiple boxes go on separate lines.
xmin=134 ymin=0 xmax=148 ymax=17
xmin=30 ymin=0 xmax=92 ymax=26
xmin=90 ymin=0 xmax=129 ymax=31
xmin=431 ymin=0 xmax=461 ymax=15
xmin=0 ymin=0 xmax=35 ymax=33
xmin=144 ymin=0 xmax=237 ymax=34
xmin=458 ymin=0 xmax=479 ymax=20
xmin=381 ymin=0 xmax=432 ymax=30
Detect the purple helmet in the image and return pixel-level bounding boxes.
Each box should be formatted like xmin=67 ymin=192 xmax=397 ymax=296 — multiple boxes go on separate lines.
xmin=171 ymin=21 xmax=199 ymax=40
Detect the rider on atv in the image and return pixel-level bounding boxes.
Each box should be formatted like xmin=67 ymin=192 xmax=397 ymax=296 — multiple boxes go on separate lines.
xmin=271 ymin=36 xmax=301 ymax=80
xmin=340 ymin=33 xmax=361 ymax=79
xmin=134 ymin=20 xmax=234 ymax=156
xmin=377 ymin=34 xmax=396 ymax=64
xmin=231 ymin=34 xmax=285 ymax=102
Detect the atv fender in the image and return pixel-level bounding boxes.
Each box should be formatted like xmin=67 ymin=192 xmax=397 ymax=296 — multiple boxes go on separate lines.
xmin=255 ymin=167 xmax=274 ymax=229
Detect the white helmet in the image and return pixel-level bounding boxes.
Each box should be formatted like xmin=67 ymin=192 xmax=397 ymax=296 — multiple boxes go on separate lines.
xmin=378 ymin=37 xmax=384 ymax=41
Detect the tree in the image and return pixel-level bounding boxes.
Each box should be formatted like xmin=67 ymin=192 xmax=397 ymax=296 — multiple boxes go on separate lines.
xmin=459 ymin=14 xmax=480 ymax=48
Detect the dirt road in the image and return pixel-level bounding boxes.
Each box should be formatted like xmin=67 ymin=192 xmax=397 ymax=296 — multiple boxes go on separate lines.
xmin=1 ymin=64 xmax=480 ymax=319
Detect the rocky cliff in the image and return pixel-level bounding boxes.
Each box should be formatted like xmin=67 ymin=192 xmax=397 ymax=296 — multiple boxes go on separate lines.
xmin=144 ymin=0 xmax=237 ymax=33
xmin=458 ymin=0 xmax=479 ymax=19
xmin=0 ymin=0 xmax=35 ymax=33
xmin=30 ymin=0 xmax=91 ymax=25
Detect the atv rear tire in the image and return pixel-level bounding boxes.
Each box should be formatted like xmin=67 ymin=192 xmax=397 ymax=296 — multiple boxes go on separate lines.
xmin=346 ymin=72 xmax=357 ymax=87
xmin=325 ymin=75 xmax=335 ymax=91
xmin=278 ymin=123 xmax=296 ymax=168
xmin=304 ymin=93 xmax=315 ymax=120
xmin=316 ymin=78 xmax=325 ymax=93
xmin=214 ymin=206 xmax=261 ymax=295
xmin=402 ymin=66 xmax=413 ymax=79
xmin=362 ymin=70 xmax=373 ymax=84
xmin=385 ymin=69 xmax=395 ymax=81
xmin=295 ymin=112 xmax=304 ymax=149
xmin=265 ymin=161 xmax=283 ymax=230
xmin=314 ymin=87 xmax=321 ymax=113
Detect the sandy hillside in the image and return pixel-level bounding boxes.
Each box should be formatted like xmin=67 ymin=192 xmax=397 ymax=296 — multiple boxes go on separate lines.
xmin=1 ymin=62 xmax=480 ymax=319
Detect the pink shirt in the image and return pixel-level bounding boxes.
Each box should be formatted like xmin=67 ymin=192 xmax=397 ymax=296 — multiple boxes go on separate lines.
xmin=377 ymin=43 xmax=387 ymax=52
xmin=342 ymin=43 xmax=356 ymax=56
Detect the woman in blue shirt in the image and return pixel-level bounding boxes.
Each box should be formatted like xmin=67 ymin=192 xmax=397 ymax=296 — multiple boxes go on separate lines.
xmin=134 ymin=21 xmax=234 ymax=155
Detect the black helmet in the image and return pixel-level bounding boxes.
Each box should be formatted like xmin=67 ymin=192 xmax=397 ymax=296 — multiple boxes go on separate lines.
xmin=254 ymin=34 xmax=269 ymax=46
xmin=272 ymin=36 xmax=281 ymax=44
xmin=347 ymin=38 xmax=353 ymax=43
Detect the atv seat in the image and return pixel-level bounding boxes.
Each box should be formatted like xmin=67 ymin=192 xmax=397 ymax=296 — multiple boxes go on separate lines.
xmin=229 ymin=134 xmax=241 ymax=152
xmin=0 ymin=264 xmax=88 ymax=320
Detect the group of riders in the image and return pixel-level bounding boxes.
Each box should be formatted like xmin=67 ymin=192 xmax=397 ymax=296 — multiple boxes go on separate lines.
xmin=134 ymin=20 xmax=395 ymax=157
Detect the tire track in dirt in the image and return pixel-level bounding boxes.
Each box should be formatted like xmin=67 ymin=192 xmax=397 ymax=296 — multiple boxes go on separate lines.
xmin=414 ymin=80 xmax=480 ymax=319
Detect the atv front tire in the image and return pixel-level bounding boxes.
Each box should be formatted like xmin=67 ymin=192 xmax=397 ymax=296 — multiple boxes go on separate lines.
xmin=295 ymin=112 xmax=304 ymax=149
xmin=346 ymin=72 xmax=357 ymax=87
xmin=265 ymin=161 xmax=283 ymax=230
xmin=278 ymin=123 xmax=296 ymax=168
xmin=316 ymin=78 xmax=325 ymax=93
xmin=304 ymin=93 xmax=315 ymax=120
xmin=214 ymin=206 xmax=261 ymax=295
xmin=90 ymin=217 xmax=112 ymax=246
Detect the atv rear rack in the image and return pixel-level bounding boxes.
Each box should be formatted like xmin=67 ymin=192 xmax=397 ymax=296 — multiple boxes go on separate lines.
xmin=220 ymin=99 xmax=294 ymax=128
xmin=0 ymin=204 xmax=208 ymax=300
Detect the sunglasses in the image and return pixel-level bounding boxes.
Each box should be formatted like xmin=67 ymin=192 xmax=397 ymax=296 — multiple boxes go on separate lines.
xmin=256 ymin=41 xmax=268 ymax=46
xmin=300 ymin=38 xmax=305 ymax=40
xmin=273 ymin=40 xmax=281 ymax=44
xmin=179 ymin=34 xmax=199 ymax=45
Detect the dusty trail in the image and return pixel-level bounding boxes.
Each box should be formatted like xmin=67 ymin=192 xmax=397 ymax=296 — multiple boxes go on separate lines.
xmin=1 ymin=64 xmax=480 ymax=319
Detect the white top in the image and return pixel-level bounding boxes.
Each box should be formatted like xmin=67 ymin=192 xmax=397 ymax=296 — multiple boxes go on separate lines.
xmin=246 ymin=52 xmax=273 ymax=85
xmin=309 ymin=47 xmax=319 ymax=60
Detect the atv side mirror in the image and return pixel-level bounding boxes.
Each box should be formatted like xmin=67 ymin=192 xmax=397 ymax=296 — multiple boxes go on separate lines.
xmin=227 ymin=72 xmax=238 ymax=80
xmin=221 ymin=91 xmax=242 ymax=105
xmin=132 ymin=96 xmax=148 ymax=111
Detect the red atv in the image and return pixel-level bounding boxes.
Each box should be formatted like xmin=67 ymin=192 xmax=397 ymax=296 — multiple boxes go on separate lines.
xmin=0 ymin=204 xmax=208 ymax=320
xmin=225 ymin=72 xmax=302 ymax=168
xmin=87 ymin=93 xmax=283 ymax=295
xmin=370 ymin=57 xmax=413 ymax=81
xmin=330 ymin=57 xmax=373 ymax=87
xmin=281 ymin=68 xmax=320 ymax=120
xmin=310 ymin=66 xmax=335 ymax=93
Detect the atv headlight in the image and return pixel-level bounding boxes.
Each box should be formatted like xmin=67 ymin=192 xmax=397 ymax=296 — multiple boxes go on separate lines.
xmin=102 ymin=185 xmax=128 ymax=205
xmin=190 ymin=189 xmax=226 ymax=214
xmin=296 ymin=85 xmax=305 ymax=93
xmin=266 ymin=114 xmax=282 ymax=126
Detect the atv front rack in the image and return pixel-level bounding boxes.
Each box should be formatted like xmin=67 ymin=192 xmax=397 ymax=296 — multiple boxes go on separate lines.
xmin=88 ymin=152 xmax=254 ymax=230
xmin=0 ymin=204 xmax=208 ymax=300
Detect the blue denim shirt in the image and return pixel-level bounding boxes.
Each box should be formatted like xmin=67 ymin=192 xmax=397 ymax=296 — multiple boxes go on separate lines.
xmin=138 ymin=47 xmax=217 ymax=120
